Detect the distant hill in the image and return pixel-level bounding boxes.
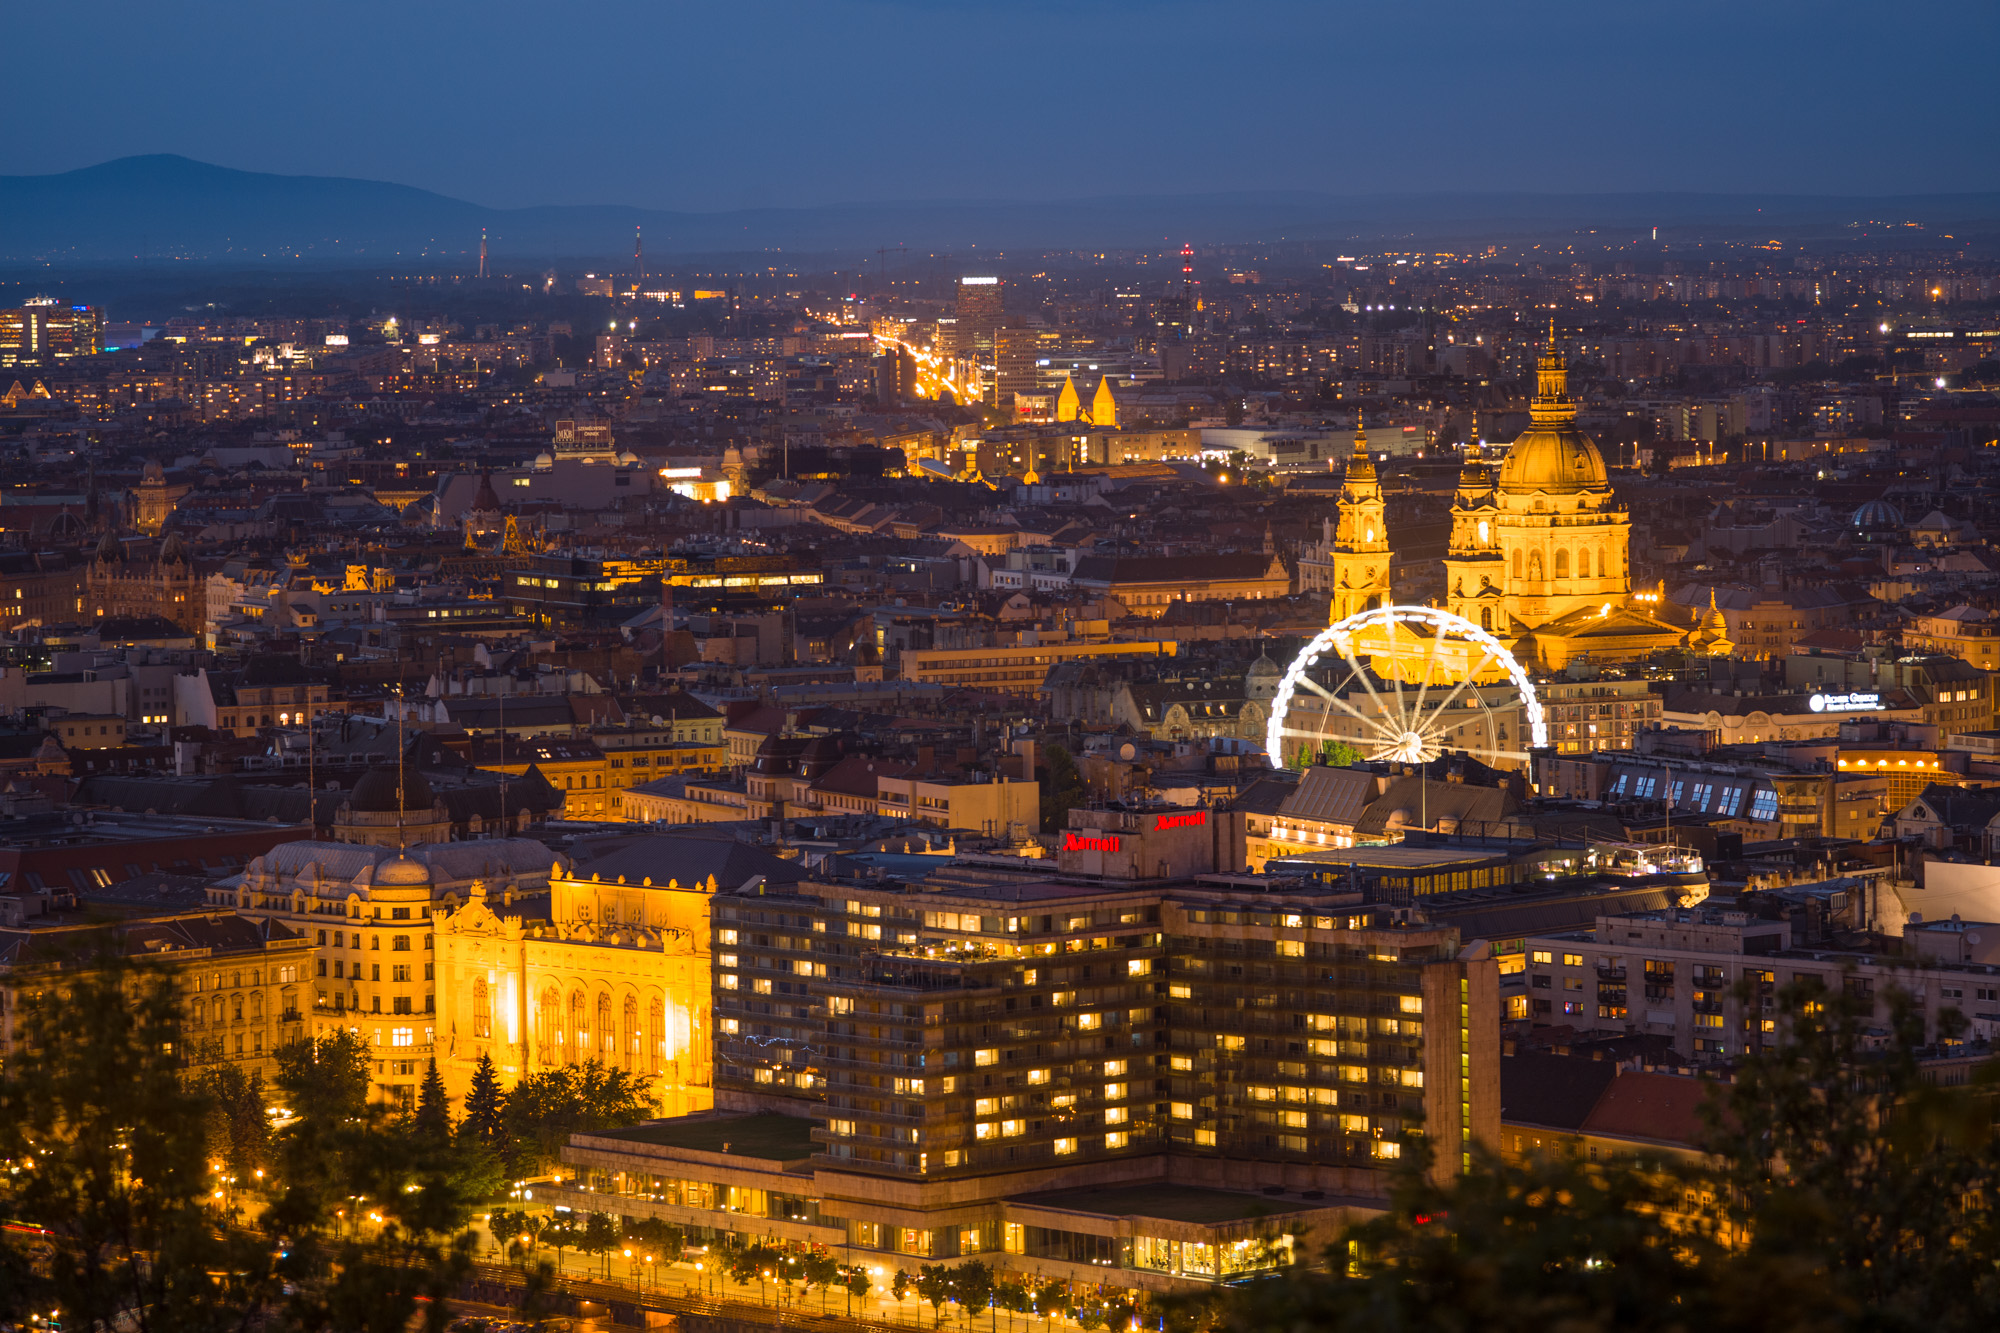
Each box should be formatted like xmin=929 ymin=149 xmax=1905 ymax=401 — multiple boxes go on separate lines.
xmin=4 ymin=155 xmax=1999 ymax=263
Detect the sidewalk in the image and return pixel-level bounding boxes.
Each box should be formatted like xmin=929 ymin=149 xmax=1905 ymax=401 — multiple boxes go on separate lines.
xmin=475 ymin=1244 xmax=1097 ymax=1333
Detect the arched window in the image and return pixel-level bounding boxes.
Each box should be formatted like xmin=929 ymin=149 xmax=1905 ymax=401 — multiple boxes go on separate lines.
xmin=596 ymin=992 xmax=614 ymax=1060
xmin=570 ymin=990 xmax=588 ymax=1065
xmin=1480 ymin=606 xmax=1493 ymax=631
xmin=648 ymin=997 xmax=665 ymax=1075
xmin=536 ymin=986 xmax=561 ymax=1063
xmin=249 ymin=993 xmax=263 ymax=1021
xmin=1511 ymin=549 xmax=1523 ymax=579
xmin=1554 ymin=549 xmax=1569 ymax=579
xmin=473 ymin=978 xmax=491 ymax=1039
xmin=1528 ymin=551 xmax=1544 ymax=582
xmin=623 ymin=995 xmax=640 ymax=1070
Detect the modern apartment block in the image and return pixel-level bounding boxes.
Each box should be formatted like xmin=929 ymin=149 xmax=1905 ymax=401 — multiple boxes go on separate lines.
xmin=545 ymin=809 xmax=1499 ymax=1294
xmin=1515 ymin=902 xmax=2000 ymax=1062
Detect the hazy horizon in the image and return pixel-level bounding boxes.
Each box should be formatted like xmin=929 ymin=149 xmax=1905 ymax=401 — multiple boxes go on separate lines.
xmin=7 ymin=0 xmax=1996 ymax=213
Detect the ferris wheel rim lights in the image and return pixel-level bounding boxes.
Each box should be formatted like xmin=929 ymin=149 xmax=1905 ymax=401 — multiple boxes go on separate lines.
xmin=1264 ymin=604 xmax=1547 ymax=770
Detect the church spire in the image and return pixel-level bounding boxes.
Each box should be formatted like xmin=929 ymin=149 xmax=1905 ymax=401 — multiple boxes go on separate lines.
xmin=1531 ymin=316 xmax=1575 ymax=426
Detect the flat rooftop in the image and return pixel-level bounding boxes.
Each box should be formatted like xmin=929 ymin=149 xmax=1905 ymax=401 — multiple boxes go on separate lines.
xmin=1008 ymin=1183 xmax=1325 ymax=1225
xmin=593 ymin=1113 xmax=817 ymax=1162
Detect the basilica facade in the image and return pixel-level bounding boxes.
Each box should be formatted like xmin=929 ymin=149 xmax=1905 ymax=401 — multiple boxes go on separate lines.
xmin=1323 ymin=331 xmax=1688 ymax=671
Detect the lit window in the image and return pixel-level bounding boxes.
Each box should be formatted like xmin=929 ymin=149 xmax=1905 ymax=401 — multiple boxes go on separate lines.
xmin=1054 ymin=1137 xmax=1078 ymax=1155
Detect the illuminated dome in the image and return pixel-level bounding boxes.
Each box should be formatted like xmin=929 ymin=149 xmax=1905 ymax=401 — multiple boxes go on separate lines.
xmin=376 ymin=855 xmax=433 ymax=887
xmin=1852 ymin=499 xmax=1904 ymax=528
xmin=1497 ymin=422 xmax=1608 ymax=495
xmin=1496 ymin=337 xmax=1608 ymax=496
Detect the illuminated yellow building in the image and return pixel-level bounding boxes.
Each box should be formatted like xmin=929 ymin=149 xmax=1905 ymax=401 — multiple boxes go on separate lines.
xmin=432 ymin=852 xmax=716 ymax=1116
xmin=1318 ymin=424 xmax=1392 ymax=623
xmin=1443 ymin=329 xmax=1685 ymax=669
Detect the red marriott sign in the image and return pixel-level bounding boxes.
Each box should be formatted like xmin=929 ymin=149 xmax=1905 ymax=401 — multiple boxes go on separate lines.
xmin=1153 ymin=811 xmax=1207 ymax=831
xmin=1063 ymin=832 xmax=1120 ymax=853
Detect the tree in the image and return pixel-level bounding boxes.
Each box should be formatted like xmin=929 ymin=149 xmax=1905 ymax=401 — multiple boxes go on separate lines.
xmin=1038 ymin=744 xmax=1088 ymax=834
xmin=0 ymin=955 xmax=278 ymax=1333
xmin=1197 ymin=975 xmax=2000 ymax=1333
xmin=950 ymin=1260 xmax=994 ymax=1329
xmin=802 ymin=1249 xmax=841 ymax=1312
xmin=460 ymin=1052 xmax=506 ymax=1156
xmin=843 ymin=1262 xmax=873 ymax=1315
xmin=273 ymin=1028 xmax=372 ymax=1123
xmin=202 ymin=1062 xmax=273 ymax=1180
xmin=501 ymin=1060 xmax=657 ymax=1173
xmin=580 ymin=1211 xmax=620 ymax=1278
xmin=412 ymin=1058 xmax=451 ymax=1146
xmin=892 ymin=1267 xmax=913 ymax=1302
xmin=917 ymin=1262 xmax=953 ymax=1328
xmin=994 ymin=1278 xmax=1031 ymax=1331
xmin=621 ymin=1214 xmax=684 ymax=1265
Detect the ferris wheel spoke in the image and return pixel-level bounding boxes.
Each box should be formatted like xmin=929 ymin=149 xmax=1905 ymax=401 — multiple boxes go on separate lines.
xmin=1446 ymin=745 xmax=1534 ymax=763
xmin=1416 ymin=648 xmax=1496 ymax=737
xmin=1297 ymin=660 xmax=1402 ymax=742
xmin=1407 ymin=618 xmax=1450 ymax=722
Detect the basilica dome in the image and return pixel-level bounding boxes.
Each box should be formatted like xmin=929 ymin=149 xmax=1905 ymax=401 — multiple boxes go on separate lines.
xmin=1496 ymin=333 xmax=1609 ymax=496
xmin=1497 ymin=421 xmax=1609 ymax=495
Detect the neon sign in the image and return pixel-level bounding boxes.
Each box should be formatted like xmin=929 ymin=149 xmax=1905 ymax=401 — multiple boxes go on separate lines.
xmin=1063 ymin=832 xmax=1120 ymax=853
xmin=1153 ymin=811 xmax=1207 ymax=831
xmin=1809 ymin=692 xmax=1880 ymax=713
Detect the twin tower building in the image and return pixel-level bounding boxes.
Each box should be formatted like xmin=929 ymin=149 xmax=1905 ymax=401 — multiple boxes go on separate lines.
xmin=1319 ymin=332 xmax=1686 ymax=671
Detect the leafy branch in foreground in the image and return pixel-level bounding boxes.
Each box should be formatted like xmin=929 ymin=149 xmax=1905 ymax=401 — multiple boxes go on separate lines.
xmin=1198 ymin=976 xmax=2000 ymax=1333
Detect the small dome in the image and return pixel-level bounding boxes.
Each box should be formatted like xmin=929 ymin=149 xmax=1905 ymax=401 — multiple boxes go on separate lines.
xmin=159 ymin=531 xmax=190 ymax=564
xmin=1852 ymin=499 xmax=1904 ymax=528
xmin=349 ymin=760 xmax=435 ymax=813
xmin=376 ymin=855 xmax=432 ymax=886
xmin=616 ymin=450 xmax=640 ymax=467
xmin=533 ymin=452 xmax=554 ymax=469
xmin=94 ymin=530 xmax=124 ymax=564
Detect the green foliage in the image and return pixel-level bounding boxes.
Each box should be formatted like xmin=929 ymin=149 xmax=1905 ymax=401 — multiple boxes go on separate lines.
xmin=0 ymin=957 xmax=277 ymax=1332
xmin=459 ymin=1051 xmax=506 ymax=1153
xmin=949 ymin=1259 xmax=994 ymax=1320
xmin=202 ymin=1061 xmax=273 ymax=1178
xmin=620 ymin=1213 xmax=684 ymax=1263
xmin=501 ymin=1059 xmax=657 ymax=1172
xmin=917 ymin=1262 xmax=953 ymax=1325
xmin=580 ymin=1210 xmax=619 ymax=1276
xmin=412 ymin=1057 xmax=451 ymax=1145
xmin=1038 ymin=744 xmax=1088 ymax=834
xmin=273 ymin=1028 xmax=371 ymax=1122
xmin=1197 ymin=976 xmax=2000 ymax=1333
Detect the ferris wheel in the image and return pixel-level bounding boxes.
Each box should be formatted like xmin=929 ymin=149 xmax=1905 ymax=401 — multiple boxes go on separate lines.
xmin=1264 ymin=605 xmax=1546 ymax=770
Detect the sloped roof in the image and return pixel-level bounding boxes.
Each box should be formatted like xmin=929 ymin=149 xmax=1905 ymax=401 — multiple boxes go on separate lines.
xmin=1279 ymin=766 xmax=1377 ymax=826
xmin=565 ymin=831 xmax=808 ymax=891
xmin=1354 ymin=776 xmax=1524 ymax=838
xmin=1071 ymin=553 xmax=1283 ymax=586
xmin=1580 ymin=1072 xmax=1714 ymax=1148
xmin=1500 ymin=1053 xmax=1617 ymax=1131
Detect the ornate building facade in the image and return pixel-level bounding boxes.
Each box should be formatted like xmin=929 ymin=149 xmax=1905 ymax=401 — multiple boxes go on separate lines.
xmin=432 ymin=845 xmax=716 ymax=1118
xmin=1442 ymin=332 xmax=1686 ymax=669
xmin=85 ymin=531 xmax=202 ymax=632
xmin=221 ymin=835 xmax=558 ymax=1107
xmin=1297 ymin=425 xmax=1392 ymax=620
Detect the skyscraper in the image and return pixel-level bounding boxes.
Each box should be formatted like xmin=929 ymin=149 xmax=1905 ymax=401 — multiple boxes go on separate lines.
xmin=0 ymin=302 xmax=101 ymax=367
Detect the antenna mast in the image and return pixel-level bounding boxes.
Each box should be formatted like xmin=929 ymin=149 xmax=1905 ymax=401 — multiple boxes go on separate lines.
xmin=395 ymin=681 xmax=406 ymax=851
xmin=478 ymin=227 xmax=488 ymax=281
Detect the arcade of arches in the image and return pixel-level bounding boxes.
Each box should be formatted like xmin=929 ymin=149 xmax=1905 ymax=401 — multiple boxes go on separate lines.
xmin=434 ymin=865 xmax=714 ymax=1116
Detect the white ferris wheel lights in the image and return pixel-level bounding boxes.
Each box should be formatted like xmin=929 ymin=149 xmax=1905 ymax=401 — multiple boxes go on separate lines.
xmin=1264 ymin=605 xmax=1547 ymax=771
